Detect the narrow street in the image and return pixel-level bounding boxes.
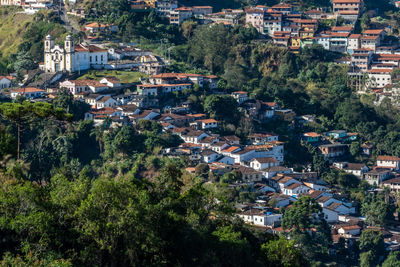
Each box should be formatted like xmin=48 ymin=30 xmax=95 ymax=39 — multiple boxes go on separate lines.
xmin=55 ymin=0 xmax=79 ymax=34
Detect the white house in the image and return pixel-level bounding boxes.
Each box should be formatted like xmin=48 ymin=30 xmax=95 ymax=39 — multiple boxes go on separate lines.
xmin=201 ymin=149 xmax=220 ymax=163
xmin=237 ymin=209 xmax=283 ymax=227
xmin=218 ymin=156 xmax=235 ymax=165
xmin=10 ymin=87 xmax=45 ymax=99
xmin=366 ymin=69 xmax=393 ymax=89
xmin=322 ymin=207 xmax=338 ymax=223
xmin=0 ymin=76 xmax=12 ymax=89
xmin=274 ymin=176 xmax=302 ymax=192
xmin=99 ymin=77 xmax=122 ymax=88
xmin=231 ymin=149 xmax=256 ymax=164
xmin=262 ymin=166 xmax=292 ymax=179
xmin=326 ymin=202 xmax=355 ymax=215
xmin=198 ymin=119 xmax=218 ymax=129
xmin=338 ymin=225 xmax=361 ymax=236
xmin=232 ymin=91 xmax=249 ymax=104
xmin=333 ymin=162 xmax=369 ymax=177
xmin=364 ymin=169 xmax=392 ymax=186
xmin=95 ymin=96 xmax=118 ymax=109
xmin=250 ymin=157 xmax=279 ymax=170
xmin=376 ymin=155 xmax=400 ymax=170
xmin=283 ymin=183 xmax=310 ymax=197
xmin=181 ymin=130 xmax=209 ymax=144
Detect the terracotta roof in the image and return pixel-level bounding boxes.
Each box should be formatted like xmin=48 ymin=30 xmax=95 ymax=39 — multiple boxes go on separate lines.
xmin=382 ymin=177 xmax=400 ymax=184
xmin=333 ymin=0 xmax=361 ymax=3
xmin=362 ymin=35 xmax=380 ymax=40
xmin=344 ymin=163 xmax=366 ymax=170
xmin=364 ymin=29 xmax=385 ymax=35
xmin=222 ymin=146 xmax=241 ymax=153
xmin=249 ymin=132 xmax=277 ymax=138
xmin=303 ymin=132 xmax=320 ymax=137
xmin=188 ymin=113 xmax=206 ymax=118
xmin=377 ymin=155 xmax=400 ymax=161
xmin=12 ymin=87 xmax=45 ymax=93
xmin=349 ymin=34 xmax=361 ymax=38
xmin=316 ymin=196 xmax=332 ymax=203
xmin=368 ymin=69 xmax=393 ymax=74
xmin=150 ymin=73 xmax=202 ymax=79
xmin=337 ymin=11 xmax=359 ymax=15
xmin=88 ymin=45 xmax=107 ymax=52
xmin=327 ymin=202 xmax=342 ymax=210
xmin=199 ymin=119 xmax=217 ymax=124
xmin=285 ymin=183 xmax=304 ymax=190
xmin=175 ymin=7 xmax=192 ymax=11
xmin=0 ymin=76 xmax=12 ymax=81
xmin=307 ymin=190 xmax=324 ymax=199
xmin=85 ymin=22 xmax=107 ymax=28
xmin=330 ymin=32 xmax=350 ymax=37
xmin=340 ymin=225 xmax=361 ymax=230
xmin=278 ymin=176 xmax=297 ymax=184
xmin=192 ymin=6 xmax=212 ymax=9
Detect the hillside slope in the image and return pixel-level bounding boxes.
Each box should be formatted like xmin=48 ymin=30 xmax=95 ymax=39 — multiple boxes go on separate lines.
xmin=0 ymin=7 xmax=33 ymax=58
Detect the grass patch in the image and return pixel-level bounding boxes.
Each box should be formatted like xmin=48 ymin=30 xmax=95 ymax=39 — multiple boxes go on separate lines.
xmin=77 ymin=70 xmax=148 ymax=83
xmin=0 ymin=7 xmax=34 ymax=58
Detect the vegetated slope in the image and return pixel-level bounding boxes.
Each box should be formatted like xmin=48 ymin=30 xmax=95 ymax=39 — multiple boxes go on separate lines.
xmin=0 ymin=7 xmax=33 ymax=58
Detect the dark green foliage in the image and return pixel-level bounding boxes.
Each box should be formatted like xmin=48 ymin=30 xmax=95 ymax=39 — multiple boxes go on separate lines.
xmin=282 ymin=196 xmax=331 ymax=260
xmin=0 ymin=163 xmax=287 ymax=266
xmin=382 ymin=251 xmax=400 ymax=267
xmin=359 ymin=229 xmax=385 ymax=266
xmin=204 ymin=94 xmax=240 ymax=124
xmin=261 ymin=237 xmax=307 ymax=267
xmin=361 ymin=193 xmax=395 ymax=227
xmin=53 ymin=88 xmax=90 ymax=121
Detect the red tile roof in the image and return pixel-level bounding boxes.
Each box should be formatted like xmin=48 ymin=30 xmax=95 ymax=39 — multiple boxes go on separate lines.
xmin=12 ymin=87 xmax=44 ymax=93
xmin=377 ymin=155 xmax=400 ymax=161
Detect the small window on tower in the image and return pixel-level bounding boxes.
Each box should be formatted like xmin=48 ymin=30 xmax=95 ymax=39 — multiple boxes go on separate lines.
xmin=66 ymin=42 xmax=69 ymax=47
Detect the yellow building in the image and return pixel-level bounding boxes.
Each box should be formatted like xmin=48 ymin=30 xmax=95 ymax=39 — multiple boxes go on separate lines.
xmin=144 ymin=0 xmax=156 ymax=7
xmin=291 ymin=37 xmax=301 ymax=48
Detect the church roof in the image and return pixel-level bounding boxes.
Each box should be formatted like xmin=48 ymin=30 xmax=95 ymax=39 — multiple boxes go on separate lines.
xmin=74 ymin=44 xmax=107 ymax=53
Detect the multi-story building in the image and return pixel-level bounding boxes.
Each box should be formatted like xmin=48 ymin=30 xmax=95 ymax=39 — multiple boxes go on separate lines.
xmin=332 ymin=0 xmax=364 ymax=20
xmin=245 ymin=8 xmax=265 ymax=34
xmin=361 ymin=29 xmax=386 ymax=50
xmin=347 ymin=34 xmax=361 ymax=53
xmin=155 ymin=0 xmax=178 ymax=18
xmin=330 ymin=32 xmax=350 ymax=53
xmin=351 ymin=48 xmax=373 ymax=71
xmin=170 ymin=7 xmax=192 ymax=24
xmin=366 ymin=69 xmax=393 ymax=89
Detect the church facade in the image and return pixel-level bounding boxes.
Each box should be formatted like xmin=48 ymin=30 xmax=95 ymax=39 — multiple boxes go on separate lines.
xmin=44 ymin=35 xmax=108 ymax=73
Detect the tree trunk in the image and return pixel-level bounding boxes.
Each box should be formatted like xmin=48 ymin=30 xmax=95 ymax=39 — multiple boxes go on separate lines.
xmin=17 ymin=123 xmax=21 ymax=160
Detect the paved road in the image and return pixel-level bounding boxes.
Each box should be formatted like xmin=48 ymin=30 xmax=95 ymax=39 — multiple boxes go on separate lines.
xmin=56 ymin=0 xmax=79 ymax=34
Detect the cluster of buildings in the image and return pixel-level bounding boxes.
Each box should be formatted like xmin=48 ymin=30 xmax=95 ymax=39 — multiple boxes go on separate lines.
xmin=0 ymin=0 xmax=53 ymax=13
xmin=129 ymin=0 xmax=243 ymax=26
xmin=245 ymin=1 xmax=400 ymax=98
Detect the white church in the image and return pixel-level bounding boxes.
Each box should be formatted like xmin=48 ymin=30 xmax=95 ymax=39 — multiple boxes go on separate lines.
xmin=44 ymin=35 xmax=108 ymax=73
